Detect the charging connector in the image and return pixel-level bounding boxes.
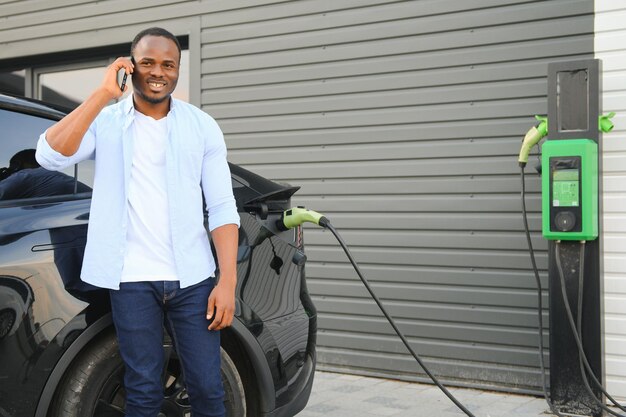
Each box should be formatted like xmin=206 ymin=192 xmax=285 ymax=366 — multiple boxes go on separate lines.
xmin=518 ymin=115 xmax=548 ymax=167
xmin=276 ymin=206 xmax=329 ymax=230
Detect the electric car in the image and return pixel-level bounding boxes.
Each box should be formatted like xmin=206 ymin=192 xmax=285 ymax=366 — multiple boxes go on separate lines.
xmin=0 ymin=93 xmax=316 ymax=417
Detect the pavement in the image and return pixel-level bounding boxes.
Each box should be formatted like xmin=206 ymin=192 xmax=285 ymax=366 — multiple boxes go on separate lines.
xmin=296 ymin=371 xmax=618 ymax=417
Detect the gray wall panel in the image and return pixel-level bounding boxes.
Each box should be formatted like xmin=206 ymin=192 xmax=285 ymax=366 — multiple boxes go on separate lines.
xmin=306 ymin=247 xmax=547 ymax=271
xmin=316 ymin=347 xmax=543 ymax=390
xmin=237 ymin=158 xmax=541 ymax=179
xmin=205 ymin=79 xmax=547 ymax=119
xmin=225 ymin=119 xmax=541 ymax=147
xmin=215 ymin=99 xmax=547 ymax=132
xmin=303 ymin=229 xmax=545 ymax=251
xmin=294 ymin=212 xmax=543 ymax=231
xmin=290 ymin=177 xmax=542 ymax=196
xmin=0 ymin=0 xmax=189 ymax=30
xmin=312 ymin=297 xmax=549 ymax=327
xmin=200 ymin=0 xmax=542 ymax=44
xmin=0 ymin=0 xmax=91 ymax=18
xmin=201 ymin=1 xmax=590 ymax=59
xmin=318 ymin=331 xmax=544 ymax=367
xmin=0 ymin=0 xmax=287 ymax=59
xmin=231 ymin=138 xmax=532 ymax=163
xmin=314 ymin=296 xmax=548 ymax=328
xmin=202 ymin=36 xmax=591 ymax=89
xmin=201 ymin=19 xmax=590 ymax=74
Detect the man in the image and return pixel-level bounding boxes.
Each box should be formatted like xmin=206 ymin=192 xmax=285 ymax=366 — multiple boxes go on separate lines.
xmin=35 ymin=27 xmax=239 ymax=417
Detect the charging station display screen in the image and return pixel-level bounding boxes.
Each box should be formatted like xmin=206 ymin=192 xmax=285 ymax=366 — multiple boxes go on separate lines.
xmin=552 ymin=169 xmax=580 ymax=207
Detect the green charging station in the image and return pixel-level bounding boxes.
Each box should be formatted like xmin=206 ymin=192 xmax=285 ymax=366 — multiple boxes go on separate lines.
xmin=542 ymin=59 xmax=605 ymax=417
xmin=542 ymin=138 xmax=598 ymax=241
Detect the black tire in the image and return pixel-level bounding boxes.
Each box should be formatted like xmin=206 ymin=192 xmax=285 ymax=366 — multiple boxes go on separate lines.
xmin=49 ymin=329 xmax=247 ymax=417
xmin=0 ymin=308 xmax=16 ymax=339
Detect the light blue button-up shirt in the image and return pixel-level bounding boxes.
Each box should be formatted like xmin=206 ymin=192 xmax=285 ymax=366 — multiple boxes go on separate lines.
xmin=35 ymin=96 xmax=240 ymax=290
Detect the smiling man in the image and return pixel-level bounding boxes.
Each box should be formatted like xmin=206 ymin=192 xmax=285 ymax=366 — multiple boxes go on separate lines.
xmin=35 ymin=27 xmax=239 ymax=417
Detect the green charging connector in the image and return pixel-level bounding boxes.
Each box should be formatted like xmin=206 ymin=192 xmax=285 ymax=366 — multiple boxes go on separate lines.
xmin=541 ymin=139 xmax=598 ymax=240
xmin=518 ymin=116 xmax=548 ymax=166
xmin=276 ymin=206 xmax=329 ymax=230
xmin=599 ymin=112 xmax=616 ymax=133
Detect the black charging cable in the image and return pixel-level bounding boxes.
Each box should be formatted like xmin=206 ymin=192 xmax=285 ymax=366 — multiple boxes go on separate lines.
xmin=316 ymin=217 xmax=479 ymax=417
xmin=520 ymin=167 xmax=567 ymax=417
xmin=573 ymin=244 xmax=626 ymax=414
xmin=554 ymin=241 xmax=626 ymax=417
xmin=520 ymin=166 xmax=625 ymax=416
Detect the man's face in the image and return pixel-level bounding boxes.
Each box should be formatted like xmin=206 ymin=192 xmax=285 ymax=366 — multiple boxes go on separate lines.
xmin=131 ymin=35 xmax=180 ymax=105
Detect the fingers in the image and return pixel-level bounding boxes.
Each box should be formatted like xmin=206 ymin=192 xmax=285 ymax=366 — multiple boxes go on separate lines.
xmin=208 ymin=305 xmax=234 ymax=331
xmin=206 ymin=283 xmax=236 ymax=331
xmin=111 ymin=56 xmax=134 ymax=75
xmin=208 ymin=304 xmax=225 ymax=331
xmin=206 ymin=293 xmax=216 ymax=321
xmin=207 ymin=296 xmax=235 ymax=331
xmin=101 ymin=57 xmax=134 ymax=99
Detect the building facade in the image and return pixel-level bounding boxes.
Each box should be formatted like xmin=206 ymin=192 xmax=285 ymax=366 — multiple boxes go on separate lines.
xmin=1 ymin=0 xmax=624 ymax=399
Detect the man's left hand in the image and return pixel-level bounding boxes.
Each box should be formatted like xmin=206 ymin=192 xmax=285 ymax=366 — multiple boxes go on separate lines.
xmin=207 ymin=279 xmax=236 ymax=331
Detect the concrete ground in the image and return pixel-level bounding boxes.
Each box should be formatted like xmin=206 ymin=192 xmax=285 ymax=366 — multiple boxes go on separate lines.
xmin=296 ymin=371 xmax=618 ymax=417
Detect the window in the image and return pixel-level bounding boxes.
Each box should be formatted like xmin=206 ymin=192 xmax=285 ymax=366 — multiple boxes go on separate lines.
xmin=0 ymin=109 xmax=91 ymax=202
xmin=38 ymin=63 xmax=109 ymax=109
xmin=0 ymin=70 xmax=26 ymax=96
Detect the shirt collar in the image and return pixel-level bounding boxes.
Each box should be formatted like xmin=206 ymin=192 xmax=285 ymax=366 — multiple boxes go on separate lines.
xmin=121 ymin=94 xmax=177 ymax=118
xmin=121 ymin=94 xmax=135 ymax=116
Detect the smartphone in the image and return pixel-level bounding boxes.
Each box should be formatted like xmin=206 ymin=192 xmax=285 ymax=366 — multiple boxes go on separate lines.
xmin=120 ymin=72 xmax=128 ymax=92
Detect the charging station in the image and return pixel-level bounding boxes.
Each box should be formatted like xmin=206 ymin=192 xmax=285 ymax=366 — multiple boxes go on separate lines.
xmin=545 ymin=59 xmax=604 ymax=417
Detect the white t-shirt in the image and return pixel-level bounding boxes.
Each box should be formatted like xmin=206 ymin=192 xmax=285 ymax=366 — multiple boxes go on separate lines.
xmin=121 ymin=110 xmax=178 ymax=282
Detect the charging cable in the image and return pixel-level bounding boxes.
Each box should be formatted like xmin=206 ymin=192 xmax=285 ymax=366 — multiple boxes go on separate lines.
xmin=519 ymin=167 xmax=567 ymax=417
xmin=277 ymin=208 xmax=478 ymax=417
xmin=520 ymin=169 xmax=625 ymax=416
xmin=275 ymin=205 xmax=615 ymax=417
xmin=554 ymin=241 xmax=626 ymax=417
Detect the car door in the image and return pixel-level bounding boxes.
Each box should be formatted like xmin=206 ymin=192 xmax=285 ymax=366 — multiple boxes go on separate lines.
xmin=0 ymin=106 xmax=98 ymax=417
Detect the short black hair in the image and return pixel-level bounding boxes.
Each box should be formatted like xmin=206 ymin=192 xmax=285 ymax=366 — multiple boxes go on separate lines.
xmin=130 ymin=27 xmax=181 ymax=61
xmin=9 ymin=149 xmax=39 ymax=171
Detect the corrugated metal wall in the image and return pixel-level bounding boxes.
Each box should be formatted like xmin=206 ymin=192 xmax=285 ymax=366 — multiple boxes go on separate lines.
xmin=0 ymin=0 xmax=597 ymax=394
xmin=596 ymin=0 xmax=626 ymax=401
xmin=202 ymin=0 xmax=594 ymax=392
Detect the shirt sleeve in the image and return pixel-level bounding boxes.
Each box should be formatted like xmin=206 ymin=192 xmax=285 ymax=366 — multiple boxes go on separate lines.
xmin=201 ymin=117 xmax=240 ymax=232
xmin=35 ymin=120 xmax=97 ymax=171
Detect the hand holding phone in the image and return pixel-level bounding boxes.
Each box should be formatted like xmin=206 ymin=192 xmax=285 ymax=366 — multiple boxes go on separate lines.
xmin=104 ymin=57 xmax=133 ymax=99
xmin=116 ymin=58 xmax=133 ymax=92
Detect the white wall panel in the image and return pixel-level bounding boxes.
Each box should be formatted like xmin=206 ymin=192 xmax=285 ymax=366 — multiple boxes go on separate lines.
xmin=596 ymin=0 xmax=626 ymax=400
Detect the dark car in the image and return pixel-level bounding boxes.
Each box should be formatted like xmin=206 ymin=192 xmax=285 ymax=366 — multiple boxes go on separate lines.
xmin=0 ymin=94 xmax=316 ymax=417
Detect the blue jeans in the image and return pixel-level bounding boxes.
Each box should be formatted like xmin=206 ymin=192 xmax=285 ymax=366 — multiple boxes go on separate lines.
xmin=110 ymin=278 xmax=225 ymax=417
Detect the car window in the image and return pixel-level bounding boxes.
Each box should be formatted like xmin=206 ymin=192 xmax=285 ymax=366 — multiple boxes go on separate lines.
xmin=0 ymin=108 xmax=92 ymax=202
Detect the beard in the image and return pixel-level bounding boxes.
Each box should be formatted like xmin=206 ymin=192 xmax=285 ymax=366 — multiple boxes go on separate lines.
xmin=134 ymin=87 xmax=171 ymax=104
xmin=132 ymin=76 xmax=178 ymax=105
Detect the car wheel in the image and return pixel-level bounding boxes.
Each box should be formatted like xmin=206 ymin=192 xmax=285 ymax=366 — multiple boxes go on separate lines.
xmin=50 ymin=329 xmax=247 ymax=417
xmin=0 ymin=308 xmax=16 ymax=339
